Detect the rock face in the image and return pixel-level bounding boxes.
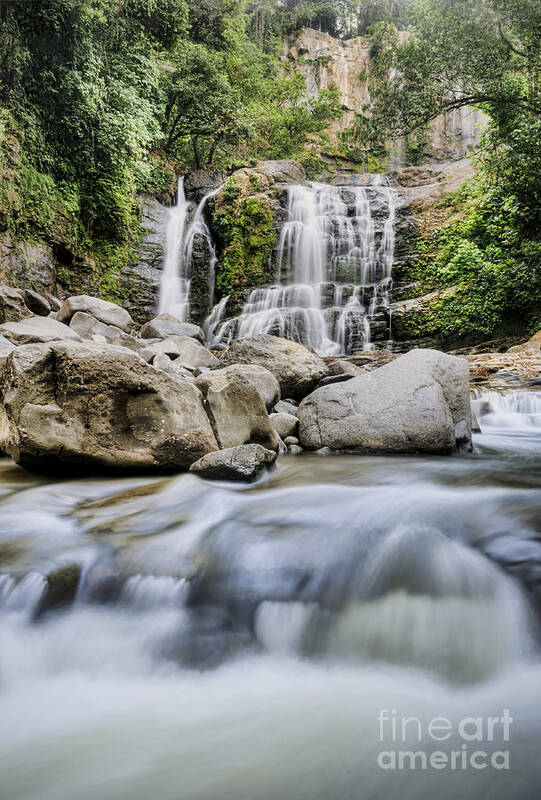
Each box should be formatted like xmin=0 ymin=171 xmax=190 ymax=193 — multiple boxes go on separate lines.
xmin=0 ymin=316 xmax=82 ymax=345
xmin=207 ymin=364 xmax=280 ymax=410
xmin=0 ymin=342 xmax=218 ymax=474
xmin=139 ymin=315 xmax=204 ymax=342
xmin=195 ymin=372 xmax=280 ymax=451
xmin=119 ymin=197 xmax=168 ymax=325
xmin=283 ymin=28 xmax=486 ymax=160
xmin=219 ymin=335 xmax=327 ymax=401
xmin=57 ymin=295 xmax=133 ymax=332
xmin=298 ymin=349 xmax=471 ymax=454
xmin=189 ymin=444 xmax=276 ymax=482
xmin=508 ymin=330 xmax=541 ymax=354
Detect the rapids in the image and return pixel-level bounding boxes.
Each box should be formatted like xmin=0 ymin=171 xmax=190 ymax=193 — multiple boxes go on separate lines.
xmin=0 ymin=390 xmax=540 ymax=799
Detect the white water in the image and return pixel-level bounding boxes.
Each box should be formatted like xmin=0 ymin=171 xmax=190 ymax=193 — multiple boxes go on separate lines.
xmin=1 ymin=400 xmax=541 ymax=799
xmin=206 ymin=178 xmax=398 ymax=354
xmin=158 ymin=179 xmax=220 ymax=321
xmin=476 ymin=390 xmax=541 ymax=434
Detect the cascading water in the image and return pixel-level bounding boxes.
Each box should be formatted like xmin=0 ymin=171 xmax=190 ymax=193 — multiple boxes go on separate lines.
xmin=1 ymin=399 xmax=541 ymax=798
xmin=206 ymin=177 xmax=397 ymax=355
xmin=158 ymin=179 xmax=220 ymax=322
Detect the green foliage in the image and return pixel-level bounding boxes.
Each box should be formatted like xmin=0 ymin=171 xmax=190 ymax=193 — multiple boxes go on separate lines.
xmin=403 ymin=179 xmax=541 ymax=343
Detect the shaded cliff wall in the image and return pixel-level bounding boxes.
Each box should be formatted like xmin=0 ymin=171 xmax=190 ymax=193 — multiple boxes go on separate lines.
xmin=282 ymin=28 xmax=488 ymax=163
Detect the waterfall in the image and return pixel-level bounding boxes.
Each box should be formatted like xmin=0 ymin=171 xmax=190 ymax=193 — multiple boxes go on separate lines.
xmin=207 ymin=177 xmax=398 ymax=355
xmin=158 ymin=179 xmax=220 ymax=322
xmin=474 ymin=390 xmax=541 ymax=434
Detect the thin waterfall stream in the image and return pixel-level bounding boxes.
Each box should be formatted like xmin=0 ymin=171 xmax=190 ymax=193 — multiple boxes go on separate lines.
xmin=158 ymin=178 xmax=220 ymax=322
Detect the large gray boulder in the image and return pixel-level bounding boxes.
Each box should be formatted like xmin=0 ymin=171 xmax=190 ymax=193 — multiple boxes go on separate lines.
xmin=219 ymin=335 xmax=327 ymax=401
xmin=195 ymin=372 xmax=280 ymax=451
xmin=298 ymin=349 xmax=472 ymax=454
xmin=56 ymin=295 xmax=133 ymax=332
xmin=206 ymin=364 xmax=280 ymax=410
xmin=189 ymin=444 xmax=276 ymax=482
xmin=140 ymin=336 xmax=218 ymax=369
xmin=69 ymin=311 xmax=141 ymax=352
xmin=0 ymin=316 xmax=82 ymax=345
xmin=0 ymin=342 xmax=218 ymax=474
xmin=139 ymin=314 xmax=204 ymax=343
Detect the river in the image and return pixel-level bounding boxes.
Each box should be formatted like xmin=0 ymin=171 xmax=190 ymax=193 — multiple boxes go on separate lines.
xmin=0 ymin=390 xmax=540 ymax=799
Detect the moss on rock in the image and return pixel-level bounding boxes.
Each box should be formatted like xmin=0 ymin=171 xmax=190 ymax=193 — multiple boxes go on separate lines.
xmin=213 ymin=175 xmax=279 ymax=298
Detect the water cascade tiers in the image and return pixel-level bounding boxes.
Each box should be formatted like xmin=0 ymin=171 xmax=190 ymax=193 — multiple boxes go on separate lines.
xmin=159 ymin=166 xmax=399 ymax=356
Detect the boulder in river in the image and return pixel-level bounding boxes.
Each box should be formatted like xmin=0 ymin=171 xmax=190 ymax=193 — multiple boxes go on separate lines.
xmin=219 ymin=334 xmax=327 ymax=401
xmin=207 ymin=363 xmax=280 ymax=410
xmin=189 ymin=443 xmax=277 ymax=482
xmin=139 ymin=314 xmax=205 ymax=343
xmin=0 ymin=315 xmax=82 ymax=345
xmin=195 ymin=372 xmax=280 ymax=451
xmin=298 ymin=348 xmax=472 ymax=454
xmin=0 ymin=341 xmax=218 ymax=474
xmin=56 ymin=295 xmax=133 ymax=332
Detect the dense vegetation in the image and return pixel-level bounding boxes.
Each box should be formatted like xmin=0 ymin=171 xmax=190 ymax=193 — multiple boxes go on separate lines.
xmin=369 ymin=0 xmax=541 ymax=340
xmin=0 ymin=0 xmax=539 ymax=341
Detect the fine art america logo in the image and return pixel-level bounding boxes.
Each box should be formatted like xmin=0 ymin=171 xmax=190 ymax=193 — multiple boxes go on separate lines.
xmin=377 ymin=709 xmax=513 ymax=770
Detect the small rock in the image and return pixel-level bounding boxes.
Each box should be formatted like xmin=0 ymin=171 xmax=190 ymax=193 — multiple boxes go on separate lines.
xmin=139 ymin=314 xmax=205 ymax=343
xmin=190 ymin=444 xmax=277 ymax=482
xmin=70 ymin=311 xmax=141 ymax=352
xmin=274 ymin=400 xmax=299 ymax=416
xmin=270 ymin=411 xmax=298 ymax=439
xmin=288 ymin=444 xmax=303 ymax=455
xmin=141 ymin=336 xmax=218 ymax=370
xmin=34 ymin=563 xmax=82 ymax=619
xmin=284 ymin=436 xmax=299 ymax=446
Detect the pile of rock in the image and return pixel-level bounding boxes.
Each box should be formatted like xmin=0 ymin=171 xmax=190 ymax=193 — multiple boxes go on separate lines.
xmin=0 ymin=285 xmax=476 ymax=480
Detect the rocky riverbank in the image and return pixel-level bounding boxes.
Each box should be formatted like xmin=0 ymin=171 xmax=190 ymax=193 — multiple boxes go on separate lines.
xmin=1 ymin=284 xmax=537 ymax=480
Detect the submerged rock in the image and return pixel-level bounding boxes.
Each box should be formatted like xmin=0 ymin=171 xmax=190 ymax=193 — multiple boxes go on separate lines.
xmin=0 ymin=341 xmax=218 ymax=474
xmin=34 ymin=563 xmax=82 ymax=619
xmin=219 ymin=334 xmax=327 ymax=401
xmin=298 ymin=348 xmax=472 ymax=454
xmin=189 ymin=443 xmax=277 ymax=482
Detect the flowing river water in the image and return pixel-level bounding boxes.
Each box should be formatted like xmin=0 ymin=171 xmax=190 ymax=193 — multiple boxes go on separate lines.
xmin=0 ymin=390 xmax=540 ymax=799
